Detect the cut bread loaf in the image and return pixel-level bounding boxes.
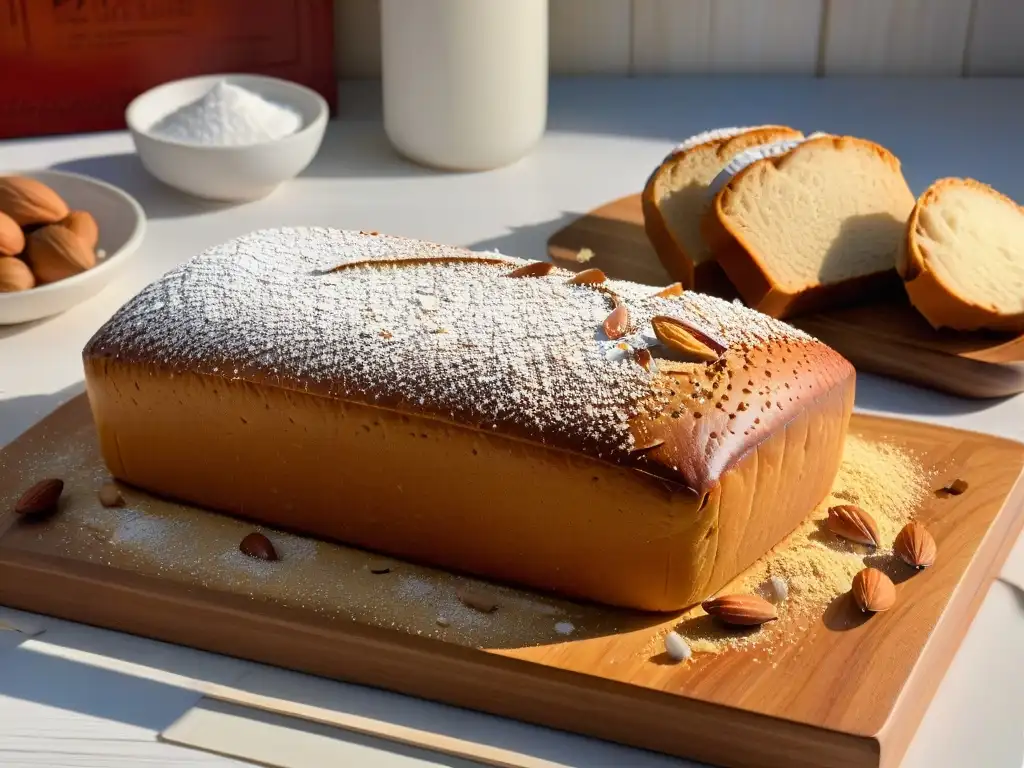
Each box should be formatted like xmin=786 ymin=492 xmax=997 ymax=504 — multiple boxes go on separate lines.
xmin=898 ymin=177 xmax=1024 ymax=332
xmin=704 ymin=135 xmax=916 ymax=319
xmin=641 ymin=125 xmax=803 ymax=293
xmin=82 ymin=228 xmax=854 ymax=612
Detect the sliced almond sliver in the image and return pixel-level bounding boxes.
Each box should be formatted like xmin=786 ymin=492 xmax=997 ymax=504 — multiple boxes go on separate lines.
xmin=603 ymin=304 xmax=629 ymax=340
xmin=653 ymin=282 xmax=684 ymax=298
xmin=567 ymin=267 xmax=606 ymax=285
xmin=650 ymin=316 xmax=724 ymax=362
xmin=507 ymin=261 xmax=554 ymax=278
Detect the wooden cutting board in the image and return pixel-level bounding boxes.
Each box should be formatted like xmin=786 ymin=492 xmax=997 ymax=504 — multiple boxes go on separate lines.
xmin=2 ymin=394 xmax=1023 ymax=768
xmin=547 ymin=195 xmax=1024 ymax=399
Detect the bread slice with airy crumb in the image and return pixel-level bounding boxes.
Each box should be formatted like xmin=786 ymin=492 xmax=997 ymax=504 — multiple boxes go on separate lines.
xmin=641 ymin=125 xmax=803 ymax=294
xmin=898 ymin=177 xmax=1024 ymax=333
xmin=704 ymin=135 xmax=916 ymax=319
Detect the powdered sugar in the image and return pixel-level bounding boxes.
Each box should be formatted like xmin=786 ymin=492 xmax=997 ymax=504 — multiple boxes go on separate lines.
xmin=85 ymin=227 xmax=814 ymax=468
xmin=149 ymin=80 xmax=303 ymax=146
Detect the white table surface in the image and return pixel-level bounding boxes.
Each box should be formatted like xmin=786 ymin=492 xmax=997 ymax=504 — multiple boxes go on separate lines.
xmin=1 ymin=76 xmax=1023 ymax=767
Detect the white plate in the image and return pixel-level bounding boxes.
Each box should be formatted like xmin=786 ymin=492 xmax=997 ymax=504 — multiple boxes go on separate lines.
xmin=0 ymin=169 xmax=146 ymax=325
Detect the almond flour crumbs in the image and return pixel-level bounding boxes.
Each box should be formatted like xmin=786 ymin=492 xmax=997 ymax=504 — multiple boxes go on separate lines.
xmin=647 ymin=433 xmax=929 ymax=658
xmin=82 ymin=227 xmax=816 ymax=474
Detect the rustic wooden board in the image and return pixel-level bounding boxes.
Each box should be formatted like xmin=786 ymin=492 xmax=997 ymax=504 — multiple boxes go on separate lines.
xmin=1 ymin=394 xmax=1023 ymax=768
xmin=547 ymin=194 xmax=1024 ymax=399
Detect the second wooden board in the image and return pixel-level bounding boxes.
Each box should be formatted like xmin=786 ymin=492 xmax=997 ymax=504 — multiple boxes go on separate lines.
xmin=547 ymin=195 xmax=1024 ymax=399
xmin=1 ymin=396 xmax=1023 ymax=767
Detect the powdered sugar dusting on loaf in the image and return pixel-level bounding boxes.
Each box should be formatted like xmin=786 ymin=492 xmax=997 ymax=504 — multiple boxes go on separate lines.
xmin=707 ymin=132 xmax=832 ymax=198
xmin=85 ymin=227 xmax=813 ymax=462
xmin=667 ymin=125 xmax=779 ymax=159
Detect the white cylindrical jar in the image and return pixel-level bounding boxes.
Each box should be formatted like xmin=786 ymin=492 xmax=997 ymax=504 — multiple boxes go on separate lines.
xmin=381 ymin=0 xmax=548 ymax=172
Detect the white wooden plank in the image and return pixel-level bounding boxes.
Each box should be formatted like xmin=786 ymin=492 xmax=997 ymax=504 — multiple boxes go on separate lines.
xmin=965 ymin=0 xmax=1024 ymax=75
xmin=821 ymin=0 xmax=972 ymax=75
xmin=631 ymin=0 xmax=823 ymax=74
xmin=334 ymin=0 xmax=382 ymax=78
xmin=550 ymin=0 xmax=632 ymax=74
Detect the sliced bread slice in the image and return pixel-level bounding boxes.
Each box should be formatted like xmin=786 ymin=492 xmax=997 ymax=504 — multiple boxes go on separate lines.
xmin=641 ymin=125 xmax=803 ymax=294
xmin=704 ymin=135 xmax=916 ymax=319
xmin=898 ymin=177 xmax=1024 ymax=332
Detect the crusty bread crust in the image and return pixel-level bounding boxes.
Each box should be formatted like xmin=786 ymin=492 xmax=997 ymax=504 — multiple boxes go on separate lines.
xmin=641 ymin=126 xmax=802 ymax=294
xmin=82 ymin=228 xmax=856 ymax=611
xmin=898 ymin=177 xmax=1024 ymax=333
xmin=705 ymin=135 xmax=910 ymax=319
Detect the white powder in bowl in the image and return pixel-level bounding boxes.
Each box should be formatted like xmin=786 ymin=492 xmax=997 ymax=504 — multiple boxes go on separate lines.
xmin=149 ymin=80 xmax=303 ymax=147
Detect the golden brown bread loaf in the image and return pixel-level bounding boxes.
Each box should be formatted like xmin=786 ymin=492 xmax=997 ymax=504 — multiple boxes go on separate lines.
xmin=82 ymin=228 xmax=855 ymax=612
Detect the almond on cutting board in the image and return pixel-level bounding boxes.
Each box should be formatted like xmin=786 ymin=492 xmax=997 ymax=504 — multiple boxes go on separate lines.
xmin=851 ymin=567 xmax=896 ymax=613
xmin=701 ymin=593 xmax=778 ymax=626
xmin=58 ymin=210 xmax=99 ymax=250
xmin=0 ymin=256 xmax=35 ymax=292
xmin=26 ymin=224 xmax=96 ymax=284
xmin=0 ymin=176 xmax=69 ymax=227
xmin=0 ymin=210 xmax=25 ymax=257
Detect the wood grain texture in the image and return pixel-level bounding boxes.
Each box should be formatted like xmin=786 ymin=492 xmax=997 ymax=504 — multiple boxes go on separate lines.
xmin=2 ymin=396 xmax=1023 ymax=768
xmin=547 ymin=195 xmax=1024 ymax=398
xmin=965 ymin=0 xmax=1024 ymax=75
xmin=630 ymin=0 xmax=824 ymax=74
xmin=550 ymin=0 xmax=631 ymax=74
xmin=821 ymin=0 xmax=972 ymax=75
xmin=334 ymin=0 xmax=382 ymax=77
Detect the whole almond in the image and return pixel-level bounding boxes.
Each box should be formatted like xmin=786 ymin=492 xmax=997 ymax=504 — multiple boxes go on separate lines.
xmin=651 ymin=315 xmax=725 ymax=362
xmin=893 ymin=521 xmax=937 ymax=570
xmin=58 ymin=210 xmax=99 ymax=250
xmin=0 ymin=256 xmax=35 ymax=292
xmin=0 ymin=210 xmax=24 ymax=257
xmin=566 ymin=267 xmax=606 ymax=285
xmin=603 ymin=303 xmax=629 ymax=339
xmin=943 ymin=478 xmax=968 ymax=495
xmin=14 ymin=478 xmax=64 ymax=518
xmin=701 ymin=593 xmax=778 ymax=626
xmin=851 ymin=567 xmax=896 ymax=613
xmin=0 ymin=176 xmax=69 ymax=226
xmin=240 ymin=532 xmax=278 ymax=561
xmin=653 ymin=282 xmax=684 ymax=298
xmin=98 ymin=482 xmax=125 ymax=508
xmin=826 ymin=504 xmax=880 ymax=548
xmin=27 ymin=225 xmax=96 ymax=284
xmin=507 ymin=261 xmax=554 ymax=278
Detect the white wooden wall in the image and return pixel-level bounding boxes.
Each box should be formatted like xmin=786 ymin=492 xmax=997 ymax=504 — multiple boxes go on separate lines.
xmin=333 ymin=0 xmax=1024 ymax=77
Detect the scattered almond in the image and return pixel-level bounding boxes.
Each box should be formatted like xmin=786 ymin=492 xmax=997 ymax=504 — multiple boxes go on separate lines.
xmin=603 ymin=303 xmax=629 ymax=339
xmin=0 ymin=176 xmax=69 ymax=226
xmin=851 ymin=567 xmax=895 ymax=613
xmin=0 ymin=256 xmax=35 ymax=292
xmin=27 ymin=225 xmax=96 ymax=284
xmin=367 ymin=559 xmax=394 ymax=574
xmin=14 ymin=478 xmax=64 ymax=519
xmin=652 ymin=282 xmax=684 ymax=298
xmin=507 ymin=261 xmax=554 ymax=278
xmin=0 ymin=210 xmax=25 ymax=257
xmin=943 ymin=478 xmax=968 ymax=495
xmin=701 ymin=593 xmax=778 ymax=626
xmin=456 ymin=585 xmax=498 ymax=613
xmin=98 ymin=482 xmax=125 ymax=508
xmin=634 ymin=348 xmax=655 ymax=372
xmin=893 ymin=521 xmax=937 ymax=570
xmin=651 ymin=316 xmax=725 ymax=362
xmin=826 ymin=504 xmax=880 ymax=548
xmin=58 ymin=210 xmax=99 ymax=250
xmin=566 ymin=267 xmax=606 ymax=285
xmin=239 ymin=532 xmax=278 ymax=561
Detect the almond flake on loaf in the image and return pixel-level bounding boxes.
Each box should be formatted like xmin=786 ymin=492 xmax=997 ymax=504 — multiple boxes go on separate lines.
xmin=84 ymin=227 xmax=816 ymax=464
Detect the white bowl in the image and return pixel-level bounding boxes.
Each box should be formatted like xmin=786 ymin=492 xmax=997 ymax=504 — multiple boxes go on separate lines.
xmin=125 ymin=73 xmax=328 ymax=202
xmin=0 ymin=170 xmax=146 ymax=326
